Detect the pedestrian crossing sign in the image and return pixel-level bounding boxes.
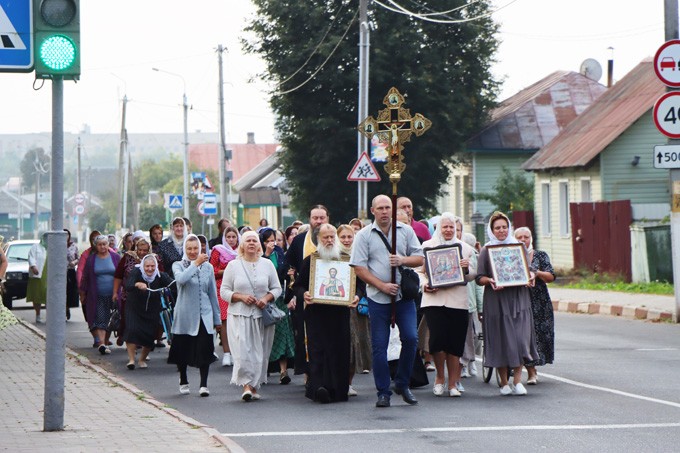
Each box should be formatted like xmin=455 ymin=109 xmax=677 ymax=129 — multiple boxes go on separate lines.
xmin=0 ymin=0 xmax=33 ymax=72
xmin=347 ymin=152 xmax=381 ymax=182
xmin=166 ymin=194 xmax=183 ymax=210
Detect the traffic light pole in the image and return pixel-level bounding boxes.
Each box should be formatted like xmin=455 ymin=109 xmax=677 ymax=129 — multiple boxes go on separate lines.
xmin=44 ymin=76 xmax=68 ymax=431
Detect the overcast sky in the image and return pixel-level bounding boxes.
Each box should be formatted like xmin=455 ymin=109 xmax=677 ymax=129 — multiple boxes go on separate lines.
xmin=0 ymin=0 xmax=667 ymax=144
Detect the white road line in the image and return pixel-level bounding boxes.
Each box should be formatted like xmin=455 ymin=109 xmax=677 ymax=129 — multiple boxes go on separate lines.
xmin=536 ymin=371 xmax=680 ymax=409
xmin=634 ymin=348 xmax=678 ymax=351
xmin=223 ymin=422 xmax=680 ymax=438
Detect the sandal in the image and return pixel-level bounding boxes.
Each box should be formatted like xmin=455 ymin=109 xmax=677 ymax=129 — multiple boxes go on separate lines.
xmin=280 ymin=370 xmax=291 ymax=385
xmin=127 ymin=361 xmax=135 ymax=370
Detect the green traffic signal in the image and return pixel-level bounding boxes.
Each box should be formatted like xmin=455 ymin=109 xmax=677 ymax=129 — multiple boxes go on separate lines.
xmin=33 ymin=0 xmax=80 ymax=80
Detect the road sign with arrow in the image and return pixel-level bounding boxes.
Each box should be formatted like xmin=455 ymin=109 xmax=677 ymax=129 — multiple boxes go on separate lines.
xmin=653 ymin=145 xmax=680 ymax=169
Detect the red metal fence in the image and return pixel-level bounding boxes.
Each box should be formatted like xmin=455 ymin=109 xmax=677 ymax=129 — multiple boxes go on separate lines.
xmin=570 ymin=200 xmax=632 ymax=281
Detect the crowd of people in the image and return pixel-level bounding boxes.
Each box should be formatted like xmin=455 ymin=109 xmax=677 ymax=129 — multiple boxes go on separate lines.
xmin=37 ymin=195 xmax=554 ymax=407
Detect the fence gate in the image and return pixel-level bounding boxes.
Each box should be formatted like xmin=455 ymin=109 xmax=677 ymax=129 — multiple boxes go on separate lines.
xmin=570 ymin=200 xmax=632 ymax=281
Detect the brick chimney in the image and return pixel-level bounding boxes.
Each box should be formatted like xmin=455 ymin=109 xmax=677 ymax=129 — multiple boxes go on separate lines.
xmin=247 ymin=132 xmax=255 ymax=144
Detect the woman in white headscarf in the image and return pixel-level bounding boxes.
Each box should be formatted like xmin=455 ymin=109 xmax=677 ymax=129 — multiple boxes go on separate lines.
xmin=157 ymin=217 xmax=187 ymax=279
xmin=123 ymin=254 xmax=173 ymax=370
xmin=167 ymin=234 xmax=221 ymax=397
xmin=475 ymin=212 xmax=538 ymax=396
xmin=417 ymin=212 xmax=477 ymax=397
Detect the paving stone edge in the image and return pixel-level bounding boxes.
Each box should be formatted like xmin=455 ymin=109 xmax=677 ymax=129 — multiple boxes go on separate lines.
xmin=18 ymin=319 xmax=246 ymax=453
xmin=552 ymin=300 xmax=674 ymax=322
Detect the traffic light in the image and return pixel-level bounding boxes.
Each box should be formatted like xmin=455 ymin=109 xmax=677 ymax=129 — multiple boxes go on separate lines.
xmin=33 ymin=0 xmax=80 ymax=80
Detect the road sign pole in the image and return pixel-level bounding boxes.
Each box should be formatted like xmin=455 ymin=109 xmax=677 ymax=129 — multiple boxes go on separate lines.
xmin=44 ymin=76 xmax=67 ymax=431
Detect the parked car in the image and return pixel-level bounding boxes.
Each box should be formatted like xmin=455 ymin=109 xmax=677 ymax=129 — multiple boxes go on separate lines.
xmin=2 ymin=240 xmax=39 ymax=309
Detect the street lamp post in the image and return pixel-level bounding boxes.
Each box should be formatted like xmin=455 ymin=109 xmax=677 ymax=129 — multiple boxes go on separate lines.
xmin=152 ymin=68 xmax=190 ymax=217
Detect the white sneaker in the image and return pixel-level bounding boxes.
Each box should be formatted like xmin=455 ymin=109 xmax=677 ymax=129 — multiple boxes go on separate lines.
xmin=179 ymin=384 xmax=190 ymax=395
xmin=432 ymin=383 xmax=445 ymax=396
xmin=512 ymin=383 xmax=527 ymax=396
xmin=460 ymin=366 xmax=470 ymax=378
xmin=199 ymin=387 xmax=210 ymax=397
xmin=455 ymin=382 xmax=465 ymax=393
xmin=35 ymin=314 xmax=43 ymax=324
xmin=500 ymin=384 xmax=512 ymax=396
xmin=222 ymin=353 xmax=233 ymax=367
xmin=449 ymin=387 xmax=461 ymax=397
xmin=347 ymin=385 xmax=358 ymax=397
xmin=469 ymin=362 xmax=478 ymax=376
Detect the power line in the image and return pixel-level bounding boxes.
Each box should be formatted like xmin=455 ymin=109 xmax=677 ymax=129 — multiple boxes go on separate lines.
xmin=276 ymin=8 xmax=359 ymax=96
xmin=374 ymin=0 xmax=518 ymax=24
xmin=402 ymin=0 xmax=483 ymax=17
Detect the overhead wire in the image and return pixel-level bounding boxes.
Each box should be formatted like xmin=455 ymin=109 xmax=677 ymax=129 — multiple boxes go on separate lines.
xmin=403 ymin=0 xmax=484 ymax=17
xmin=275 ymin=8 xmax=359 ymax=96
xmin=373 ymin=0 xmax=519 ymax=24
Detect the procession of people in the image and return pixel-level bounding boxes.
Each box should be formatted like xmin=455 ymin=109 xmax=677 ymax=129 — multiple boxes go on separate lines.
xmin=39 ymin=197 xmax=552 ymax=406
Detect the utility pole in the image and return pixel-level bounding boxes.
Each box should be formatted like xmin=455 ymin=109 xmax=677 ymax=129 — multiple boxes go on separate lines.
xmin=217 ymin=44 xmax=231 ymax=221
xmin=665 ymin=0 xmax=680 ymax=321
xmin=117 ymin=95 xmax=128 ymax=229
xmin=357 ymin=0 xmax=370 ymax=219
xmin=76 ymin=136 xmax=81 ymax=244
xmin=33 ymin=153 xmax=48 ymax=239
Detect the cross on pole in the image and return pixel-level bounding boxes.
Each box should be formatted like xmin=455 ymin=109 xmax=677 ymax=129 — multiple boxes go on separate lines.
xmin=357 ymin=87 xmax=431 ymax=323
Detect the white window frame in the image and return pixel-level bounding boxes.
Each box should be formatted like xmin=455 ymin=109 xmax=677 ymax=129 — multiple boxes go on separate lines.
xmin=580 ymin=178 xmax=591 ymax=202
xmin=559 ymin=181 xmax=570 ymax=237
xmin=541 ymin=182 xmax=551 ymax=236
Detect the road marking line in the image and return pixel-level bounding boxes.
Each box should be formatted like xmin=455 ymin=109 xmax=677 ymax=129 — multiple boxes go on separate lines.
xmin=223 ymin=422 xmax=680 ymax=438
xmin=536 ymin=371 xmax=680 ymax=409
xmin=634 ymin=348 xmax=678 ymax=351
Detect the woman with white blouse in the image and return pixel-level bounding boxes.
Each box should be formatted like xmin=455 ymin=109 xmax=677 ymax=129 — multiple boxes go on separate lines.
xmin=417 ymin=213 xmax=477 ymax=397
xmin=221 ymin=230 xmax=282 ymax=402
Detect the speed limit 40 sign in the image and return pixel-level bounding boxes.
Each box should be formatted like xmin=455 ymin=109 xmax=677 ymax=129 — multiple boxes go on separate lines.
xmin=653 ymin=92 xmax=680 ymax=138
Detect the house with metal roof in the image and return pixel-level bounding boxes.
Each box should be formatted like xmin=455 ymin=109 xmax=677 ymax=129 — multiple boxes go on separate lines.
xmin=522 ymin=58 xmax=669 ymax=271
xmin=436 ymin=71 xmax=607 ymax=227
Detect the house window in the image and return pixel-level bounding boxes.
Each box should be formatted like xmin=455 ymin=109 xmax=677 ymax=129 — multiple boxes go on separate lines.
xmin=541 ymin=182 xmax=551 ymax=236
xmin=581 ymin=179 xmax=591 ymax=202
xmin=559 ymin=181 xmax=570 ymax=236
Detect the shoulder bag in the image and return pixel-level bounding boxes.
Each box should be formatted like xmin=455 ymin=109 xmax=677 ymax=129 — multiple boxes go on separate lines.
xmin=373 ymin=230 xmax=420 ymax=301
xmin=240 ymin=259 xmax=285 ymax=327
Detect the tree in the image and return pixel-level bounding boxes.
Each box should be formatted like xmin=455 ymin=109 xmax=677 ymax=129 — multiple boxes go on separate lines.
xmin=245 ymin=0 xmax=499 ymax=221
xmin=20 ymin=148 xmax=51 ymax=191
xmin=138 ymin=204 xmax=167 ymax=231
xmin=88 ymin=206 xmax=111 ymax=233
xmin=467 ymin=166 xmax=534 ymax=215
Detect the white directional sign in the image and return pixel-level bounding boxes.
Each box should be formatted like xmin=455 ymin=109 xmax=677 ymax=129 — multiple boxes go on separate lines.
xmin=165 ymin=194 xmax=183 ymax=211
xmin=347 ymin=152 xmax=381 ymax=182
xmin=0 ymin=0 xmax=33 ymax=71
xmin=653 ymin=145 xmax=680 ymax=169
xmin=653 ymin=92 xmax=680 ymax=139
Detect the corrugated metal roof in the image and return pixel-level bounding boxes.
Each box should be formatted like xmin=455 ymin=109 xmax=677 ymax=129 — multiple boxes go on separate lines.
xmin=523 ymin=58 xmax=664 ymax=170
xmin=188 ymin=141 xmax=279 ymax=183
xmin=468 ymin=71 xmax=607 ymax=150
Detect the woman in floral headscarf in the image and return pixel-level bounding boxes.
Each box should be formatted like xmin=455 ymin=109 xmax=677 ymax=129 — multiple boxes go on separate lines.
xmin=123 ymin=254 xmax=173 ymax=370
xmin=209 ymin=226 xmax=240 ymax=366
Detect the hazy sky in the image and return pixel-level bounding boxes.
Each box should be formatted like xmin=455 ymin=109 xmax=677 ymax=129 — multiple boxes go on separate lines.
xmin=0 ymin=0 xmax=667 ymax=143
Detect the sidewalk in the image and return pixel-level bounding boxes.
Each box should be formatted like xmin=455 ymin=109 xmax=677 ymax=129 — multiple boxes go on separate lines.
xmin=0 ymin=307 xmax=243 ymax=453
xmin=550 ymin=287 xmax=676 ymax=322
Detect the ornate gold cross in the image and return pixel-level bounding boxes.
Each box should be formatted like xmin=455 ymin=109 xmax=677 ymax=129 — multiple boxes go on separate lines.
xmin=357 ymin=87 xmax=431 ymax=186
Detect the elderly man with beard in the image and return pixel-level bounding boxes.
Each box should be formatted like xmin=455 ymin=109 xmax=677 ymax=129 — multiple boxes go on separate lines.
xmin=285 ymin=204 xmax=330 ymax=377
xmin=292 ymin=224 xmax=358 ymax=404
xmin=351 ymin=195 xmax=424 ymax=408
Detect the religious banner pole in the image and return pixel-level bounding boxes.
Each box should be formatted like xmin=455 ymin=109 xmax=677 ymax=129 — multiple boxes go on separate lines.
xmin=358 ymin=87 xmax=431 ymax=323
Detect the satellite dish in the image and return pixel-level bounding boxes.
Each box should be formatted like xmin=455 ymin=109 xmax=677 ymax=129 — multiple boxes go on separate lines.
xmin=580 ymin=58 xmax=602 ymax=82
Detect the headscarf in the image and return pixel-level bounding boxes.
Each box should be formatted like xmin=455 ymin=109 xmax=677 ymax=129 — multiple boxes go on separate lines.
xmin=336 ymin=224 xmax=355 ymax=255
xmin=485 ymin=211 xmax=519 ymax=246
xmin=513 ymin=226 xmax=534 ymax=253
xmin=131 ymin=230 xmax=145 ymax=242
xmin=170 ymin=217 xmax=187 ymax=255
xmin=197 ymin=234 xmax=210 ymax=256
xmin=181 ymin=233 xmax=201 ymax=266
xmin=136 ymin=254 xmax=160 ymax=284
xmin=433 ymin=212 xmax=463 ymax=246
xmin=212 ymin=226 xmax=240 ymax=264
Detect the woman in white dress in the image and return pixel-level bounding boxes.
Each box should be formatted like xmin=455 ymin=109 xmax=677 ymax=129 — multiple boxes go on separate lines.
xmin=220 ymin=231 xmax=282 ymax=402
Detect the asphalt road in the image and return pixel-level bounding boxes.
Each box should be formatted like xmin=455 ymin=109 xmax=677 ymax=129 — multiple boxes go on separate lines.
xmin=12 ymin=299 xmax=680 ymax=453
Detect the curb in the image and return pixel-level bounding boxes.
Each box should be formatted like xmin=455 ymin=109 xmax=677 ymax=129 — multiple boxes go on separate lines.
xmin=18 ymin=319 xmax=245 ymax=453
xmin=552 ymin=300 xmax=674 ymax=322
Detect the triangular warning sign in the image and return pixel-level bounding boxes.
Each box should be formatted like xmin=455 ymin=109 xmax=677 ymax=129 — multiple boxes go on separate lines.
xmin=347 ymin=152 xmax=381 ymax=182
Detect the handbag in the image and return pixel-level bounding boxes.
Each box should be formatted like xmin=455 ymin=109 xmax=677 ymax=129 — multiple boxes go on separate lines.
xmin=373 ymin=230 xmax=421 ymax=300
xmin=357 ymin=296 xmax=369 ymax=316
xmin=240 ymin=259 xmax=285 ymax=327
xmin=107 ymin=307 xmax=121 ymax=333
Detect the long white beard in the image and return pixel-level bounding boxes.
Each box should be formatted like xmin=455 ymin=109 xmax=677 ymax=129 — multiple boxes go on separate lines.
xmin=317 ymin=241 xmax=341 ymax=261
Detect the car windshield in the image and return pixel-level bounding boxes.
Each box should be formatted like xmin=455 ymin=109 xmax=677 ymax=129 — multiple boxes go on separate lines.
xmin=6 ymin=244 xmax=33 ymax=261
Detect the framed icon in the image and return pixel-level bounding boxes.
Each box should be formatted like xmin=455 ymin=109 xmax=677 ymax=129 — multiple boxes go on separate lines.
xmin=487 ymin=243 xmax=531 ymax=287
xmin=423 ymin=244 xmax=466 ymax=288
xmin=309 ymin=253 xmax=356 ymax=305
